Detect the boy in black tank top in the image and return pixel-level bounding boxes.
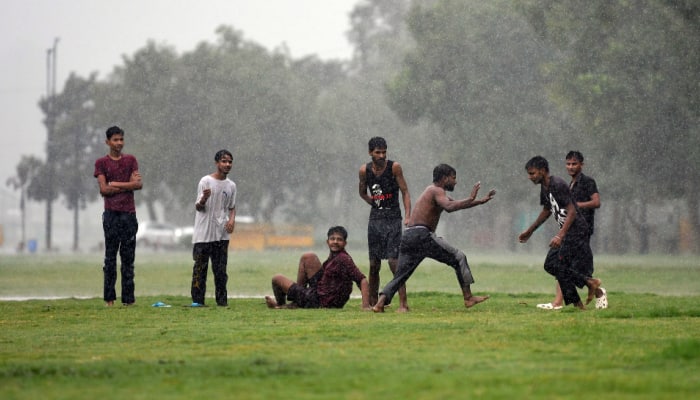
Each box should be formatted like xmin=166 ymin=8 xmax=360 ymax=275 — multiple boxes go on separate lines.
xmin=358 ymin=137 xmax=411 ymax=311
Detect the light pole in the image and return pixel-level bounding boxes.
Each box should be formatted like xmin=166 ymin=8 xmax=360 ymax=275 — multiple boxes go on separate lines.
xmin=45 ymin=37 xmax=59 ymax=251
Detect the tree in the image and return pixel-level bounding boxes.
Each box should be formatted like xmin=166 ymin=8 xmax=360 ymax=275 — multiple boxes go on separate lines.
xmin=348 ymin=0 xmax=417 ymax=74
xmin=42 ymin=73 xmax=103 ymax=251
xmin=519 ymin=0 xmax=700 ymax=252
xmin=98 ymin=41 xmax=181 ymax=223
xmin=5 ymin=155 xmax=44 ymax=251
xmin=384 ymin=0 xmax=576 ymax=246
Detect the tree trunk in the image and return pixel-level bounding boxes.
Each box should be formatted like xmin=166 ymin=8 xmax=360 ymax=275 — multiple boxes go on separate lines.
xmin=686 ymin=183 xmax=699 ymax=254
xmin=73 ymin=205 xmax=79 ymax=252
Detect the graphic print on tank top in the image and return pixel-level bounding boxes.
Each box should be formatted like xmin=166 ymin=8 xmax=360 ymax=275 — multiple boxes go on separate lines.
xmin=366 ymin=160 xmax=398 ymax=210
xmin=371 ymin=183 xmax=391 ymax=208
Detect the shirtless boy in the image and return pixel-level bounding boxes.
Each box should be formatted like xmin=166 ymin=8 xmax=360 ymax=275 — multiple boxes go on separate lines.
xmin=373 ymin=164 xmax=496 ymax=312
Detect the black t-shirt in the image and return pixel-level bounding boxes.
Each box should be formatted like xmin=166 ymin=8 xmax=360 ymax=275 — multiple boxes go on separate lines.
xmin=570 ymin=173 xmax=598 ymax=236
xmin=366 ymin=160 xmax=402 ymax=220
xmin=540 ymin=175 xmax=588 ymax=239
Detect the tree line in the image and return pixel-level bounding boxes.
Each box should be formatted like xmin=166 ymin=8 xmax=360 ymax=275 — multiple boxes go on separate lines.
xmin=8 ymin=0 xmax=698 ymax=254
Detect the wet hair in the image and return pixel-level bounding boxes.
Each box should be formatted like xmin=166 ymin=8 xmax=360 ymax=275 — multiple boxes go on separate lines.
xmin=525 ymin=156 xmax=549 ymax=172
xmin=215 ymin=149 xmax=233 ymax=162
xmin=566 ymin=151 xmax=584 ymax=163
xmin=368 ymin=137 xmax=387 ymax=152
xmin=105 ymin=126 xmax=124 ymax=139
xmin=327 ymin=226 xmax=348 ymax=240
xmin=432 ymin=164 xmax=456 ymax=183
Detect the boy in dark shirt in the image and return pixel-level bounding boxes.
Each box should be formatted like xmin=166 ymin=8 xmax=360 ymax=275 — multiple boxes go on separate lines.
xmin=518 ymin=156 xmax=601 ymax=310
xmin=358 ymin=137 xmax=411 ymax=311
xmin=94 ymin=126 xmax=142 ymax=306
xmin=265 ymin=226 xmax=370 ymax=310
xmin=537 ymin=151 xmax=607 ymax=309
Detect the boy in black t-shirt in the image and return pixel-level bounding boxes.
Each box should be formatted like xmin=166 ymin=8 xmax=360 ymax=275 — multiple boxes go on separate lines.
xmin=518 ymin=156 xmax=601 ymax=310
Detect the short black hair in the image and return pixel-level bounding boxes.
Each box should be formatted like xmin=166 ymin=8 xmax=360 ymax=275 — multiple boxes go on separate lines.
xmin=525 ymin=156 xmax=549 ymax=172
xmin=215 ymin=149 xmax=233 ymax=162
xmin=368 ymin=137 xmax=387 ymax=152
xmin=105 ymin=126 xmax=124 ymax=139
xmin=433 ymin=164 xmax=456 ymax=183
xmin=327 ymin=226 xmax=348 ymax=240
xmin=566 ymin=151 xmax=584 ymax=163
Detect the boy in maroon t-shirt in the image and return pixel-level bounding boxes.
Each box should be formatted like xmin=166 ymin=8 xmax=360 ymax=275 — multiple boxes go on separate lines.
xmin=93 ymin=126 xmax=142 ymax=306
xmin=265 ymin=226 xmax=370 ymax=310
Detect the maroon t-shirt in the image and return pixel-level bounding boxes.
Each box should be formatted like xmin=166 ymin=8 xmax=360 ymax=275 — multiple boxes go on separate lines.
xmin=94 ymin=154 xmax=139 ymax=213
xmin=316 ymin=250 xmax=366 ymax=308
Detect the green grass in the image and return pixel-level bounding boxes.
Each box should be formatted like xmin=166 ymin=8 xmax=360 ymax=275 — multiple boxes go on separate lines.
xmin=1 ymin=251 xmax=699 ymax=399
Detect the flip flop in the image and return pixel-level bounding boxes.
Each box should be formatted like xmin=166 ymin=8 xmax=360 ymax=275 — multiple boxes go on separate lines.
xmin=537 ymin=303 xmax=563 ymax=310
xmin=595 ymin=288 xmax=608 ymax=309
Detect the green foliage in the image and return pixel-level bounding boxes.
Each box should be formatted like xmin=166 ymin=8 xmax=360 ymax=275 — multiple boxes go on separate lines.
xmin=18 ymin=0 xmax=699 ymax=253
xmin=49 ymin=73 xmax=103 ymax=211
xmin=386 ymin=0 xmax=574 ymax=202
xmin=519 ymin=0 xmax=700 ymax=199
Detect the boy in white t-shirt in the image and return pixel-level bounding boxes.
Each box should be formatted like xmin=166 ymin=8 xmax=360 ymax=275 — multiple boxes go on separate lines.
xmin=190 ymin=149 xmax=237 ymax=307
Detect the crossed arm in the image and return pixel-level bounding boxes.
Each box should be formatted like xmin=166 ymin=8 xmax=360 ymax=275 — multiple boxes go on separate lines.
xmin=97 ymin=171 xmax=142 ymax=197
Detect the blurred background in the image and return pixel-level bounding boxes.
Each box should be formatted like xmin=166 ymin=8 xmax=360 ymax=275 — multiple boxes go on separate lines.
xmin=1 ymin=0 xmax=698 ymax=256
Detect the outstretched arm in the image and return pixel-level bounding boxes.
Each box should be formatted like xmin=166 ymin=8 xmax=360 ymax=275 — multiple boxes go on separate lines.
xmin=437 ymin=182 xmax=496 ymax=212
xmin=519 ymin=207 xmax=551 ymax=243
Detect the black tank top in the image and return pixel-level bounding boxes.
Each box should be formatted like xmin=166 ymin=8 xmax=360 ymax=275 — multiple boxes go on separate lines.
xmin=366 ymin=160 xmax=402 ymax=220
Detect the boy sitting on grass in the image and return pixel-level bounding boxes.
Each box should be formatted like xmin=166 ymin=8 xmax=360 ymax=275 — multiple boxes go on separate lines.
xmin=265 ymin=226 xmax=370 ymax=310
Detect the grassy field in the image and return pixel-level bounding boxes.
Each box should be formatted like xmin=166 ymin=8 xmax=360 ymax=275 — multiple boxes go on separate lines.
xmin=1 ymin=250 xmax=699 ymax=399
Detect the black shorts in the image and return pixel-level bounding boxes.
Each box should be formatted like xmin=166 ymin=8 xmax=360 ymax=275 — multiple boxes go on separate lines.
xmin=367 ymin=218 xmax=402 ymax=260
xmin=544 ymin=234 xmax=593 ymax=288
xmin=286 ymin=270 xmax=322 ymax=308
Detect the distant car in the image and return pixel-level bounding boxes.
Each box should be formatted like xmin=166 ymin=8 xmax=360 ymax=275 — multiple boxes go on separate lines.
xmin=136 ymin=221 xmax=177 ymax=249
xmin=174 ymin=215 xmax=254 ymax=247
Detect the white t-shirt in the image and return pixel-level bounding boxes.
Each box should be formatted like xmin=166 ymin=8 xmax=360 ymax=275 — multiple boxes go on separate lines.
xmin=192 ymin=175 xmax=237 ymax=243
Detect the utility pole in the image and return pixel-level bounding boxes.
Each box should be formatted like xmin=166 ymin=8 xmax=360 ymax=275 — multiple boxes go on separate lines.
xmin=45 ymin=38 xmax=59 ymax=251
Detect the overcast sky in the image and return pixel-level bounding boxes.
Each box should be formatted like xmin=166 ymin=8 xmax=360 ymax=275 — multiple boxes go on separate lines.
xmin=0 ymin=0 xmax=357 ymax=197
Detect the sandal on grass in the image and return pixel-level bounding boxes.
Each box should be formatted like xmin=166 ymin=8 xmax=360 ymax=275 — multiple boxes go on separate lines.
xmin=536 ymin=303 xmax=563 ymax=310
xmin=595 ymin=288 xmax=608 ymax=309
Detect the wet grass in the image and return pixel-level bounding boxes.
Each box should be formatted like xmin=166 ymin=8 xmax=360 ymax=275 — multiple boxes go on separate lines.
xmin=0 ymin=251 xmax=699 ymax=399
xmin=1 ymin=293 xmax=698 ymax=399
xmin=1 ymin=251 xmax=698 ymax=299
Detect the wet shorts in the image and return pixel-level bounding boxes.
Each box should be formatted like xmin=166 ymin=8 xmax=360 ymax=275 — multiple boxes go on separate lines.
xmin=367 ymin=218 xmax=402 ymax=260
xmin=286 ymin=271 xmax=322 ymax=308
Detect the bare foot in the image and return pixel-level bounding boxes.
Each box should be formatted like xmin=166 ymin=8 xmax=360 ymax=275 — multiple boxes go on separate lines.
xmin=464 ymin=295 xmax=489 ymax=308
xmin=373 ymin=295 xmax=387 ymax=313
xmin=105 ymin=300 xmax=114 ymax=307
xmin=264 ymin=296 xmax=278 ymax=309
xmin=396 ymin=306 xmax=410 ymax=313
xmin=586 ymin=278 xmax=602 ymax=305
xmin=574 ymin=301 xmax=586 ymax=310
